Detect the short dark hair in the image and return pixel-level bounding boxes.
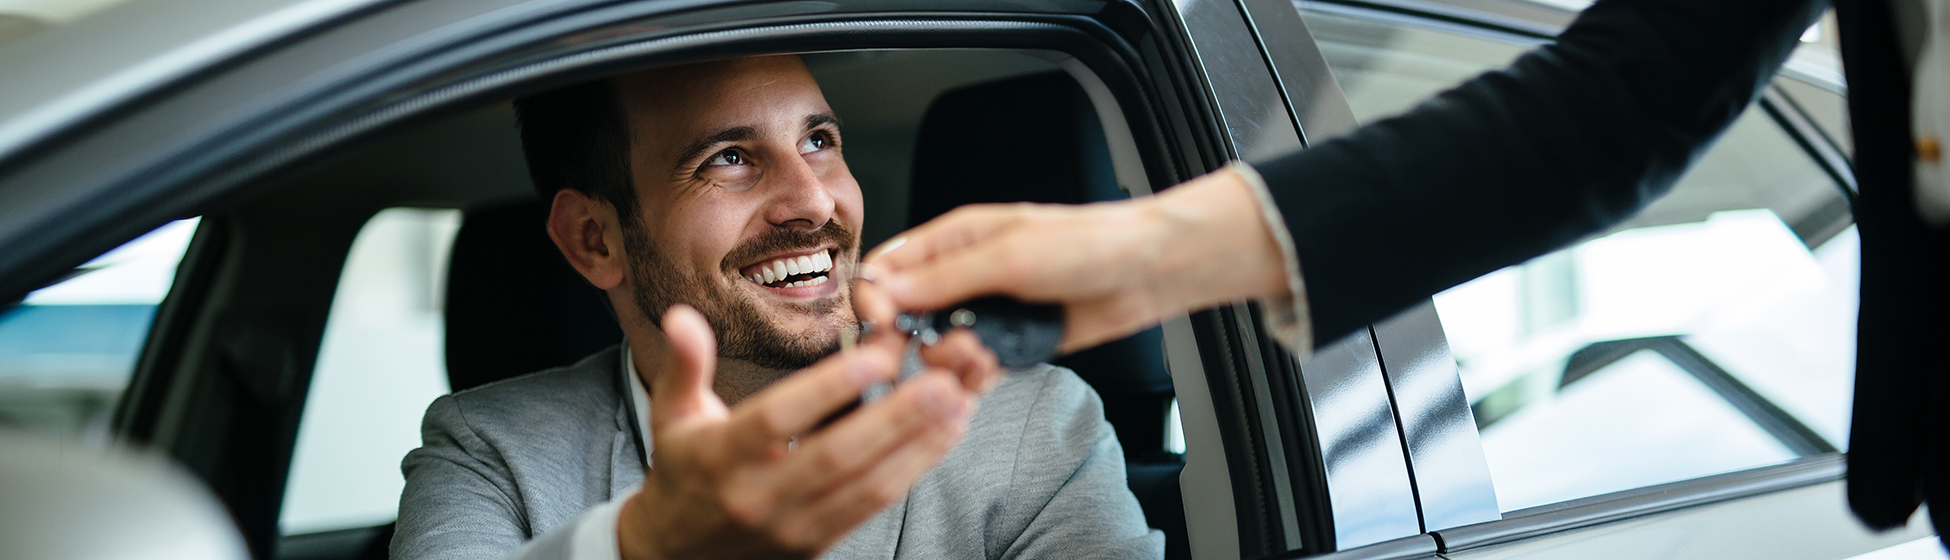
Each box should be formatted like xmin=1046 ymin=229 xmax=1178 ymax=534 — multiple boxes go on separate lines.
xmin=512 ymin=79 xmax=639 ymax=224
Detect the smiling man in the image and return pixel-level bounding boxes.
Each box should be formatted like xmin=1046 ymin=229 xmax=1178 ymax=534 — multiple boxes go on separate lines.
xmin=390 ymin=55 xmax=1164 ymax=560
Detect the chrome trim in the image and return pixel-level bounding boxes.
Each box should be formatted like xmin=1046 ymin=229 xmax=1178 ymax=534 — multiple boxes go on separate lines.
xmin=1436 ymin=454 xmax=1847 ymax=552
xmin=1300 ymin=331 xmax=1423 ymax=549
xmin=1237 ymin=0 xmax=1359 ymax=143
xmin=1166 ymin=0 xmax=1305 ymax=161
xmin=1370 ymin=302 xmax=1502 ymax=531
xmin=1168 ymin=0 xmax=1425 ymax=552
xmin=1164 ymin=0 xmax=1313 ymax=553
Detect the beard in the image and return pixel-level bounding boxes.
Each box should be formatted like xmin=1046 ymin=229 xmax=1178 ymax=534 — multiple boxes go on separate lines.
xmin=624 ymin=219 xmax=857 ymax=371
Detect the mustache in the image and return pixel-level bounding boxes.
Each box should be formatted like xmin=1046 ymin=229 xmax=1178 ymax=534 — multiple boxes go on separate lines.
xmin=722 ymin=220 xmax=857 ymax=271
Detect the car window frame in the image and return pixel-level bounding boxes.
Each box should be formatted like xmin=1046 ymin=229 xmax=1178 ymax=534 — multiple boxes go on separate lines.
xmin=1283 ymin=1 xmax=1866 ymax=556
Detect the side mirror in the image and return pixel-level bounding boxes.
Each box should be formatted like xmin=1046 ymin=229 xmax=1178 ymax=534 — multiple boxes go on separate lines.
xmin=0 ymin=430 xmax=249 ymax=560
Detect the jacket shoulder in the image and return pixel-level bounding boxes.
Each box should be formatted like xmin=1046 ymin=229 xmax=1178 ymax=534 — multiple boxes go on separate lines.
xmin=437 ymin=345 xmax=626 ymax=441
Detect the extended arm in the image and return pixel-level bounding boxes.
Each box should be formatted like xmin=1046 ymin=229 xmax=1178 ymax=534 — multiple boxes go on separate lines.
xmin=864 ymin=0 xmax=1829 ymax=353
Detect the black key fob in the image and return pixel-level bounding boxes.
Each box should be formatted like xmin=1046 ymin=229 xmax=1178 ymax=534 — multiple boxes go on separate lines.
xmin=926 ymin=296 xmax=1065 ymax=369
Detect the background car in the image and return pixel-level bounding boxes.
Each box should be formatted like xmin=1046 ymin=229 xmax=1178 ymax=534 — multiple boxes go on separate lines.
xmin=0 ymin=0 xmax=1936 ymax=559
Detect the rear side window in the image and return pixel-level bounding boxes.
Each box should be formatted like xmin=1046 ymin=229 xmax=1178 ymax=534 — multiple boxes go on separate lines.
xmin=0 ymin=218 xmax=199 ymax=441
xmin=1304 ymin=9 xmax=1857 ymax=512
xmin=281 ymin=208 xmax=458 ymax=535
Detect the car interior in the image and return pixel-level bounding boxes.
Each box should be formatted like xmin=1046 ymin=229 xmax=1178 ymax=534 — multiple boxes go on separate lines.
xmin=225 ymin=48 xmax=1190 ymax=560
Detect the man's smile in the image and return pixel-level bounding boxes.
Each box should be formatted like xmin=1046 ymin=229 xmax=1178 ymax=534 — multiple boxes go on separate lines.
xmin=738 ymin=247 xmax=840 ymax=296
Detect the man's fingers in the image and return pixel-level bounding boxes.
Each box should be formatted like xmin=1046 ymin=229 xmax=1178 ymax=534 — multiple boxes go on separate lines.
xmin=652 ymin=304 xmax=725 ymax=429
xmin=851 ymin=273 xmax=899 ymax=330
xmin=774 ymin=372 xmax=971 ymax=502
xmin=918 ymin=329 xmax=1001 ymax=393
xmin=790 ymin=388 xmax=970 ymax=542
xmin=725 ymin=340 xmax=902 ymax=456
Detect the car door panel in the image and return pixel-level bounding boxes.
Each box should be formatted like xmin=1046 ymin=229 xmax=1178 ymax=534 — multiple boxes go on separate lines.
xmin=1164 ymin=0 xmax=1428 ymax=555
xmin=1443 ymin=479 xmax=1932 ymax=560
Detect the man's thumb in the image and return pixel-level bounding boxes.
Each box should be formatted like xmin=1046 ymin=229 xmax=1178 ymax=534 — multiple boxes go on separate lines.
xmin=654 ymin=304 xmax=719 ymax=423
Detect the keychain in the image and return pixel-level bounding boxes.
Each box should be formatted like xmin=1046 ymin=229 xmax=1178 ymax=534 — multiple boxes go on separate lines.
xmin=851 ymin=296 xmax=1065 ymax=403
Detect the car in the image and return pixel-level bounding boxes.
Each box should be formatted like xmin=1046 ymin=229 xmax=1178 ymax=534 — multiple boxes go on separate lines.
xmin=0 ymin=0 xmax=1936 ymax=559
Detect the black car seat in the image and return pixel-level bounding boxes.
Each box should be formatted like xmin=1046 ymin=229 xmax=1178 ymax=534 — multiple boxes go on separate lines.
xmin=444 ymin=201 xmax=623 ymax=392
xmin=909 ymin=71 xmax=1188 ymax=560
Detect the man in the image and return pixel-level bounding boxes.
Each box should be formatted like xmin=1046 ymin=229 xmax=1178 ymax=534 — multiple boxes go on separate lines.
xmin=392 ymin=55 xmax=1164 ymax=560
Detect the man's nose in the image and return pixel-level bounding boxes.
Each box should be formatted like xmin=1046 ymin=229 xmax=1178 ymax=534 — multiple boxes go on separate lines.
xmin=761 ymin=153 xmax=836 ymax=230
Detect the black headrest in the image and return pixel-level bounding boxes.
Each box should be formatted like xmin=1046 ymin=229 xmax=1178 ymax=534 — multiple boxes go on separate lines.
xmin=909 ymin=71 xmax=1124 ymax=215
xmin=444 ymin=201 xmax=622 ymax=393
xmin=909 ymin=71 xmax=1171 ymax=397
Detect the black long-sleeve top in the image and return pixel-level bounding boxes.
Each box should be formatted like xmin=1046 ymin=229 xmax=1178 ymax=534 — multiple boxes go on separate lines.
xmin=1253 ymin=0 xmax=1828 ymax=346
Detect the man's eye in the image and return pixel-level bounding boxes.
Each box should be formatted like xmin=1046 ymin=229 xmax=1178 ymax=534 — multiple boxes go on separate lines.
xmin=705 ymin=149 xmax=745 ymax=167
xmin=799 ymin=132 xmax=832 ymax=154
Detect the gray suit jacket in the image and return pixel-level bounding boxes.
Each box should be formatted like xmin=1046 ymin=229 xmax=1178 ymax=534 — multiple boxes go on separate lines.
xmin=393 ymin=346 xmax=1165 ymax=559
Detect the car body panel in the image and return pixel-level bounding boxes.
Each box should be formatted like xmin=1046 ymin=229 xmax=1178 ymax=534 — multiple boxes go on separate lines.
xmin=1448 ymin=480 xmax=1932 ymax=560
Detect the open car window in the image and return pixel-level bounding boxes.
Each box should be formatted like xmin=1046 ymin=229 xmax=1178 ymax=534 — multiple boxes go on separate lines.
xmin=1304 ymin=7 xmax=1857 ymax=512
xmin=0 ymin=217 xmax=198 ymax=441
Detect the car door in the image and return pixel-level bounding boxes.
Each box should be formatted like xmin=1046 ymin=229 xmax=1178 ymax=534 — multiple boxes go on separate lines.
xmin=0 ymin=1 xmax=1321 ymax=559
xmin=1232 ymin=0 xmax=1944 ymax=558
xmin=1153 ymin=1 xmax=1451 ymax=558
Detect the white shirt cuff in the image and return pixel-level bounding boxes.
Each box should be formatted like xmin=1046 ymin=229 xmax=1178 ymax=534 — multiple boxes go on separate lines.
xmin=569 ymin=494 xmax=630 ymax=560
xmin=1228 ymin=161 xmax=1315 ymax=357
xmin=504 ymin=492 xmax=633 ymax=560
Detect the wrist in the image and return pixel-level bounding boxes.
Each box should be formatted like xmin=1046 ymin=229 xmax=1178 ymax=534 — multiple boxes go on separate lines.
xmin=1144 ymin=166 xmax=1291 ymax=310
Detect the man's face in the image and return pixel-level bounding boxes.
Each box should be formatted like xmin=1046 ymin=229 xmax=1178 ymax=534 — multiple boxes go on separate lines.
xmin=616 ymin=56 xmax=863 ymax=371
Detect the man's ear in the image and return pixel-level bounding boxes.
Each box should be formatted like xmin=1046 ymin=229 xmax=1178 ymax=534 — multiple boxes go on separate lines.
xmin=545 ymin=189 xmax=627 ymax=290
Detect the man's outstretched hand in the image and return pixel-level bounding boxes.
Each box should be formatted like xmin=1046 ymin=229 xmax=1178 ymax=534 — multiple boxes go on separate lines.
xmin=617 ymin=304 xmax=999 ymax=560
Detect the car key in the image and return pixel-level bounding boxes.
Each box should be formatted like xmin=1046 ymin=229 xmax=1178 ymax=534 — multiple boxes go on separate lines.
xmin=854 ymin=296 xmax=1065 ymax=404
xmin=915 ymin=296 xmax=1065 ymax=369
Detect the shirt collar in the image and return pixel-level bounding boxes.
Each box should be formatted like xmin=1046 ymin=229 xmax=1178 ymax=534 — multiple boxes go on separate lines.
xmin=622 ymin=344 xmax=652 ymax=464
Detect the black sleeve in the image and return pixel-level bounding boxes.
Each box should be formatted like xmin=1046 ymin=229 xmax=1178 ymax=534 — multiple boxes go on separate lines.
xmin=1251 ymin=0 xmax=1828 ymax=345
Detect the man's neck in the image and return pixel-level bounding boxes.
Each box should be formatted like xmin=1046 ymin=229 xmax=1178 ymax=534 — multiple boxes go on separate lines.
xmin=627 ymin=332 xmax=788 ymax=406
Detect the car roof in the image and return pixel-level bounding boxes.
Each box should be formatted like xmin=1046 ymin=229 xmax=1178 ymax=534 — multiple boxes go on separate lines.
xmin=0 ymin=0 xmax=384 ymax=167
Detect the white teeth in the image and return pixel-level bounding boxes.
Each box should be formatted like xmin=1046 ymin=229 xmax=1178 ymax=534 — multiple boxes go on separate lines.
xmin=749 ymin=251 xmax=838 ymax=288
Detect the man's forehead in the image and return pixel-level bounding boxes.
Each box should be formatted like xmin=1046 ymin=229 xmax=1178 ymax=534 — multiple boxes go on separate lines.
xmin=615 ymin=56 xmax=829 ymax=129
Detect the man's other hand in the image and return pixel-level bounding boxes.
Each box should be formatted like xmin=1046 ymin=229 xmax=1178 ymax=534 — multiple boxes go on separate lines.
xmin=617 ymin=304 xmax=997 ymax=560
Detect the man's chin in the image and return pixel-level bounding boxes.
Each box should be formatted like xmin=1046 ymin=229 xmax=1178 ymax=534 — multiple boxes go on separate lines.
xmin=716 ymin=311 xmax=852 ymax=370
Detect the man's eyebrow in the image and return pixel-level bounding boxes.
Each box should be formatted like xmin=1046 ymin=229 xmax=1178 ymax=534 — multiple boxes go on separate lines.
xmin=673 ymin=125 xmax=758 ymax=168
xmin=806 ymin=113 xmax=841 ymax=131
